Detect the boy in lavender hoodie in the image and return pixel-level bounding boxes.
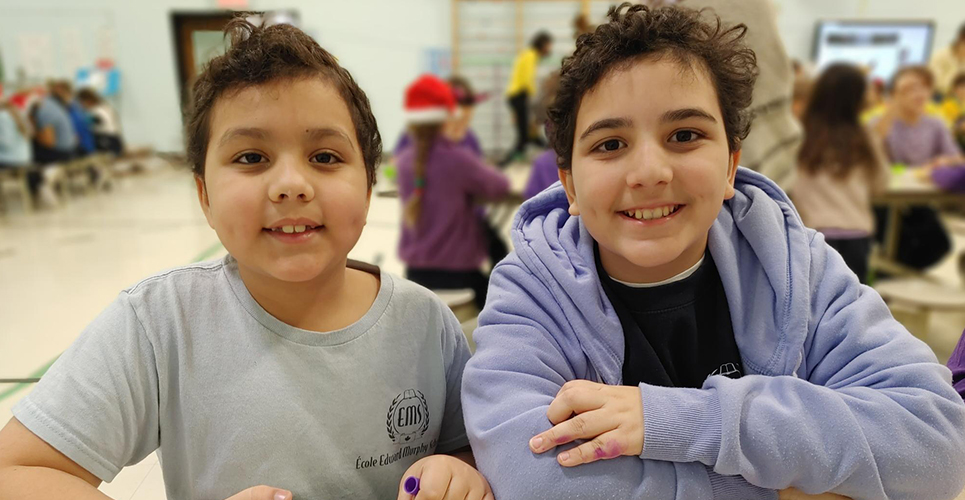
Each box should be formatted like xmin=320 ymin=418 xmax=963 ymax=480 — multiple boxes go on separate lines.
xmin=462 ymin=4 xmax=965 ymax=500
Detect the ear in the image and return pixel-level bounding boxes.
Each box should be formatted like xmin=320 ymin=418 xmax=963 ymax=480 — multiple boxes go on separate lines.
xmin=194 ymin=174 xmax=215 ymax=229
xmin=723 ymin=149 xmax=741 ymax=200
xmin=558 ymin=168 xmax=580 ymax=216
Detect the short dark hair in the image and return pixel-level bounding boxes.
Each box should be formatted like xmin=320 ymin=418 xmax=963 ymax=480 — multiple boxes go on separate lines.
xmin=548 ymin=3 xmax=757 ymax=170
xmin=531 ymin=31 xmax=553 ymax=51
xmin=957 ymin=22 xmax=965 ymax=45
xmin=185 ymin=15 xmax=382 ymax=186
xmin=77 ymin=88 xmax=102 ymax=105
xmin=890 ymin=65 xmax=934 ymax=92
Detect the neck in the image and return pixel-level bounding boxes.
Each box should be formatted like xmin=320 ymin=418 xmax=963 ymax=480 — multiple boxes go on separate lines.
xmin=238 ymin=259 xmax=366 ymax=331
xmin=897 ymin=107 xmax=923 ymax=124
xmin=600 ymin=235 xmax=708 ymax=284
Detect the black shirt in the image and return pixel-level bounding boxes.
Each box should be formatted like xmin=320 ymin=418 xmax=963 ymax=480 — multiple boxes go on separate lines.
xmin=596 ymin=247 xmax=743 ymax=388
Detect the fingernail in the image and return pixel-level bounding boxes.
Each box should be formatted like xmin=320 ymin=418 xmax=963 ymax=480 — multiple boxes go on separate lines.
xmin=275 ymin=492 xmax=291 ymax=500
xmin=558 ymin=451 xmax=570 ymax=463
xmin=530 ymin=436 xmax=543 ymax=451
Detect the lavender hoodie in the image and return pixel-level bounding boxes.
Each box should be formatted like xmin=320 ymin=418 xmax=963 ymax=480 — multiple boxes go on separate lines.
xmin=462 ymin=168 xmax=965 ymax=500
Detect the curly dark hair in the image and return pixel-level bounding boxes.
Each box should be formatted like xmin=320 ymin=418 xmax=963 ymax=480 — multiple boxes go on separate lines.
xmin=548 ymin=3 xmax=758 ymax=170
xmin=185 ymin=15 xmax=382 ymax=186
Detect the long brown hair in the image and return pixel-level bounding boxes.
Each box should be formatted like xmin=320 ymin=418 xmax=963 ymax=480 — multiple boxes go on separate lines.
xmin=403 ymin=123 xmax=443 ymax=229
xmin=798 ymin=63 xmax=877 ymax=178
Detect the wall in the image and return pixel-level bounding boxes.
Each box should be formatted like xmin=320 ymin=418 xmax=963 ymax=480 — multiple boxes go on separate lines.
xmin=0 ymin=0 xmax=449 ymax=152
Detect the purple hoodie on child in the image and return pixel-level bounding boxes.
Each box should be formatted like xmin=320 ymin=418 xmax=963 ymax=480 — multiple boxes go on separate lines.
xmin=462 ymin=168 xmax=965 ymax=500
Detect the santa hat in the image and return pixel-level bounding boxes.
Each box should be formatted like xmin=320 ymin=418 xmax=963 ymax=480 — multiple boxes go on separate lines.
xmin=404 ymin=74 xmax=455 ymax=124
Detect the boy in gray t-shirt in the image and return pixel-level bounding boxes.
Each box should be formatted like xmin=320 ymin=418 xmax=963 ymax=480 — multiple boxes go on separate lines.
xmin=0 ymin=19 xmax=493 ymax=500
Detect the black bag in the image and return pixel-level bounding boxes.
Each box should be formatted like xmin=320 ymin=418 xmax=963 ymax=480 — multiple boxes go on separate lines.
xmin=896 ymin=207 xmax=951 ymax=270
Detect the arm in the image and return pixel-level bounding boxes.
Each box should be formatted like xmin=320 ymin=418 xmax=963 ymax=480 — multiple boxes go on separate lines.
xmin=36 ymin=125 xmax=56 ymax=148
xmin=462 ymin=260 xmax=775 ymax=500
xmin=0 ymin=418 xmax=107 ymax=499
xmin=461 ymin=151 xmax=510 ymax=201
xmin=867 ymin=128 xmax=891 ymax=196
xmin=639 ymin=234 xmax=965 ymax=499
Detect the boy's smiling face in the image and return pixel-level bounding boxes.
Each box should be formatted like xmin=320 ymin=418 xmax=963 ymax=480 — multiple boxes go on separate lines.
xmin=560 ymin=56 xmax=740 ymax=283
xmin=197 ymin=77 xmax=371 ymax=284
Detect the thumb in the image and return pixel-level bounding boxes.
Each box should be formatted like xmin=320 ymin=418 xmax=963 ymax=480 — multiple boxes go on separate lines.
xmin=225 ymin=485 xmax=292 ymax=500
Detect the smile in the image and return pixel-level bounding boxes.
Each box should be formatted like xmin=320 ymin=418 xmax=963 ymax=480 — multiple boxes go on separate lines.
xmin=620 ymin=204 xmax=681 ymax=221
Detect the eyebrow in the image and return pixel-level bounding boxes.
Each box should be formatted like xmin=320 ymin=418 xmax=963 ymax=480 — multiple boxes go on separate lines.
xmin=218 ymin=127 xmax=270 ymax=147
xmin=661 ymin=108 xmax=717 ymax=124
xmin=578 ymin=117 xmax=633 ymax=141
xmin=306 ymin=127 xmax=354 ymax=146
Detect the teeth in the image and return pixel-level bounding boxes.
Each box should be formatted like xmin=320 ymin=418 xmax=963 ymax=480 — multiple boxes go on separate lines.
xmin=624 ymin=205 xmax=679 ymax=220
xmin=282 ymin=225 xmax=294 ymax=234
xmin=294 ymin=225 xmax=306 ymax=233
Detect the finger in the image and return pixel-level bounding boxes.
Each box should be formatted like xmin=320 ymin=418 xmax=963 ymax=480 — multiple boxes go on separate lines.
xmin=546 ymin=381 xmax=606 ymax=425
xmin=440 ymin=475 xmax=470 ymax=500
xmin=398 ymin=461 xmax=427 ymax=500
xmin=557 ymin=430 xmax=626 ymax=468
xmin=414 ymin=461 xmax=453 ymax=500
xmin=530 ymin=410 xmax=610 ymax=453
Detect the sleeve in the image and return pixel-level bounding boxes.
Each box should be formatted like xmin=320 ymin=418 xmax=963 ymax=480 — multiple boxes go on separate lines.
xmin=394 ymin=133 xmax=412 ymax=157
xmin=637 ymin=233 xmax=965 ymax=499
xmin=936 ymin=121 xmax=964 ymax=158
xmin=435 ymin=300 xmax=473 ymax=454
xmin=458 ymin=150 xmax=510 ymax=200
xmin=947 ymin=330 xmax=965 ymax=400
xmin=11 ymin=292 xmax=161 ymax=483
xmin=461 ymin=261 xmax=776 ymax=500
xmin=521 ymin=51 xmax=538 ymax=96
xmin=931 ymin=165 xmax=965 ymax=191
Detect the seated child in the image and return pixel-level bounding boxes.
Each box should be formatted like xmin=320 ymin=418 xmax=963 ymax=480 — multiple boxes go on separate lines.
xmin=461 ymin=5 xmax=965 ymax=500
xmin=0 ymin=18 xmax=491 ymax=500
xmin=398 ymin=75 xmax=510 ymax=310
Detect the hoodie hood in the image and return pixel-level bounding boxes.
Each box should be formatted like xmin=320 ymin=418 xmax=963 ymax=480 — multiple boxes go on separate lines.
xmin=508 ymin=167 xmax=812 ymax=385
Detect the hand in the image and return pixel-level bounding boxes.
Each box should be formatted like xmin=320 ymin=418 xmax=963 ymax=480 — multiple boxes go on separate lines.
xmin=779 ymin=487 xmax=850 ymax=500
xmin=528 ymin=380 xmax=644 ymax=467
xmin=224 ymin=485 xmax=292 ymax=500
xmin=398 ymin=454 xmax=494 ymax=500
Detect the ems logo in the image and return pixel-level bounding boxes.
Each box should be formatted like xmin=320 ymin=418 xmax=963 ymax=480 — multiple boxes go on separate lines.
xmin=387 ymin=389 xmax=430 ymax=443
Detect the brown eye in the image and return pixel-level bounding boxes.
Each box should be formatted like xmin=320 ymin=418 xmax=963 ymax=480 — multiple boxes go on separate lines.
xmin=237 ymin=153 xmax=265 ymax=164
xmin=594 ymin=139 xmax=626 ymax=153
xmin=312 ymin=152 xmax=338 ymax=164
xmin=670 ymin=130 xmax=699 ymax=143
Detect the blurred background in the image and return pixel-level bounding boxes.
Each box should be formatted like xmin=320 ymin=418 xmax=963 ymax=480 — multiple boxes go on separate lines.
xmin=1 ymin=1 xmax=965 ymax=497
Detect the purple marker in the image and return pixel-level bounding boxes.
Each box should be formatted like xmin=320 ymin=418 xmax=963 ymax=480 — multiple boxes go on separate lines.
xmin=404 ymin=476 xmax=420 ymax=496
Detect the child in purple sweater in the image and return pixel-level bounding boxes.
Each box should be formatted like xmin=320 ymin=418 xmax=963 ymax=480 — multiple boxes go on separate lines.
xmin=398 ymin=75 xmax=510 ymax=308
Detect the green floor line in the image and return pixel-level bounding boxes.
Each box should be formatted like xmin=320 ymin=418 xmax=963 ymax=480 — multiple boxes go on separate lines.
xmin=0 ymin=240 xmax=225 ymax=405
xmin=0 ymin=356 xmax=60 ymax=403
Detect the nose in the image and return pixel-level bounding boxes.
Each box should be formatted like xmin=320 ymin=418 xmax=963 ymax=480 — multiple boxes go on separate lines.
xmin=625 ymin=143 xmax=673 ymax=189
xmin=268 ymin=158 xmax=315 ymax=203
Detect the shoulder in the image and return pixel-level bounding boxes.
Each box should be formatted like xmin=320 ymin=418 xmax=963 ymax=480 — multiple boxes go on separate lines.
xmin=384 ymin=273 xmax=453 ymax=318
xmin=123 ymin=258 xmax=227 ymax=304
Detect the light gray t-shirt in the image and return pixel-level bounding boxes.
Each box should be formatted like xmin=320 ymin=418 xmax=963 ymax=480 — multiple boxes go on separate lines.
xmin=13 ymin=256 xmax=472 ymax=499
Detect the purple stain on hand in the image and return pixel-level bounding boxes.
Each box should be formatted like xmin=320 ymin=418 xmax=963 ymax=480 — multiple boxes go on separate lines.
xmin=404 ymin=476 xmax=420 ymax=496
xmin=555 ymin=435 xmax=571 ymax=445
xmin=596 ymin=440 xmax=623 ymax=460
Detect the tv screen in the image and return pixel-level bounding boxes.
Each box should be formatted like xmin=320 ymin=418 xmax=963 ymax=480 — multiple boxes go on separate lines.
xmin=812 ymin=20 xmax=934 ymax=82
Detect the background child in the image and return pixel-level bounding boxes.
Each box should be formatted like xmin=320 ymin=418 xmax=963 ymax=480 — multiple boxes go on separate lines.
xmin=940 ymin=72 xmax=965 ymax=151
xmin=793 ymin=63 xmax=889 ymax=284
xmin=398 ymin=75 xmax=510 ymax=310
xmin=77 ymin=88 xmax=124 ymax=155
xmin=500 ymin=31 xmax=553 ymax=166
xmin=462 ymin=5 xmax=965 ymax=500
xmin=0 ymin=18 xmax=491 ymax=500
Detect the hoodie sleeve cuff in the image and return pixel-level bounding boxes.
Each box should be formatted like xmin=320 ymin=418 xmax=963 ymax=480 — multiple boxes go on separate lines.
xmin=708 ymin=472 xmax=777 ymax=500
xmin=639 ymin=383 xmax=722 ymax=465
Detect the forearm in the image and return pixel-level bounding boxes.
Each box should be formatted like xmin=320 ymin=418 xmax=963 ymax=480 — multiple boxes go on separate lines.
xmin=0 ymin=465 xmax=109 ymax=499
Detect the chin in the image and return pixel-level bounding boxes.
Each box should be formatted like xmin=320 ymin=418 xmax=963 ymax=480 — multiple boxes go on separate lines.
xmin=616 ymin=239 xmax=685 ymax=269
xmin=265 ymin=257 xmax=332 ymax=283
